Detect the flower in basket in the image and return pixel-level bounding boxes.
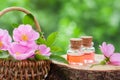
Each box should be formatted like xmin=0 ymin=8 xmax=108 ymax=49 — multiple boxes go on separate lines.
xmin=13 ymin=24 xmax=39 ymax=46
xmin=0 ymin=29 xmax=12 ymax=51
xmin=0 ymin=14 xmax=68 ymax=64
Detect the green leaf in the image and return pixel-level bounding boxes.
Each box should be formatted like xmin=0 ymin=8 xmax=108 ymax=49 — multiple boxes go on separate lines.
xmin=50 ymin=46 xmax=62 ymax=52
xmin=27 ymin=57 xmax=36 ymax=61
xmin=47 ymin=32 xmax=58 ymax=46
xmin=36 ymin=32 xmax=46 ymax=45
xmin=23 ymin=14 xmax=34 ymax=25
xmin=50 ymin=54 xmax=68 ymax=64
xmin=36 ymin=37 xmax=46 ymax=45
xmin=12 ymin=23 xmax=19 ymax=28
xmin=0 ymin=51 xmax=9 ymax=59
xmin=35 ymin=54 xmax=49 ymax=60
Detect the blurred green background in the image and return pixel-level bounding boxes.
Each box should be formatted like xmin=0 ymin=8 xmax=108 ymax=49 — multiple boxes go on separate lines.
xmin=0 ymin=0 xmax=120 ymax=55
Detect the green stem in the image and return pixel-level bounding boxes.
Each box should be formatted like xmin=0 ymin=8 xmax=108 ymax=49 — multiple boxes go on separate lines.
xmin=90 ymin=58 xmax=108 ymax=68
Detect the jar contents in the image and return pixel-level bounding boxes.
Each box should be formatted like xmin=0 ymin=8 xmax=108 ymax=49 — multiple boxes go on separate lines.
xmin=81 ymin=36 xmax=95 ymax=64
xmin=67 ymin=53 xmax=84 ymax=65
xmin=67 ymin=38 xmax=84 ymax=65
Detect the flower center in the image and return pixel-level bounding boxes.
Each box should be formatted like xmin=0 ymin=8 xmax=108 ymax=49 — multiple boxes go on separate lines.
xmin=21 ymin=34 xmax=28 ymax=41
xmin=0 ymin=41 xmax=3 ymax=48
xmin=15 ymin=52 xmax=21 ymax=55
xmin=35 ymin=50 xmax=41 ymax=54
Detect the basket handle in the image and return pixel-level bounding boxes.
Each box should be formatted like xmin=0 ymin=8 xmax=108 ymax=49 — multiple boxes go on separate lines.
xmin=0 ymin=7 xmax=41 ymax=32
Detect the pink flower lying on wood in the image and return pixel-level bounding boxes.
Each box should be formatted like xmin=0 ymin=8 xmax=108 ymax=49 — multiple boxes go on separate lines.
xmin=100 ymin=42 xmax=120 ymax=66
xmin=36 ymin=44 xmax=51 ymax=56
xmin=8 ymin=42 xmax=35 ymax=60
xmin=13 ymin=24 xmax=39 ymax=45
xmin=110 ymin=53 xmax=120 ymax=66
xmin=0 ymin=29 xmax=12 ymax=50
xmin=99 ymin=42 xmax=114 ymax=58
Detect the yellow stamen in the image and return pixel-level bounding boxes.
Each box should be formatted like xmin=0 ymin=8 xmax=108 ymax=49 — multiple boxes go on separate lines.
xmin=21 ymin=34 xmax=28 ymax=41
xmin=0 ymin=41 xmax=3 ymax=48
xmin=16 ymin=52 xmax=21 ymax=55
xmin=35 ymin=50 xmax=41 ymax=54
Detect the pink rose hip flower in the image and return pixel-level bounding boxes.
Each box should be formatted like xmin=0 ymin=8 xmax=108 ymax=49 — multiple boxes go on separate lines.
xmin=8 ymin=42 xmax=35 ymax=60
xmin=36 ymin=44 xmax=51 ymax=56
xmin=110 ymin=53 xmax=120 ymax=66
xmin=13 ymin=24 xmax=39 ymax=45
xmin=100 ymin=42 xmax=120 ymax=66
xmin=0 ymin=29 xmax=12 ymax=50
xmin=99 ymin=42 xmax=114 ymax=58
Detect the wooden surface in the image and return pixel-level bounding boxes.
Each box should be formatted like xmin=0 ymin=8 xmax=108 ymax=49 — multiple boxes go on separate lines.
xmin=46 ymin=54 xmax=120 ymax=80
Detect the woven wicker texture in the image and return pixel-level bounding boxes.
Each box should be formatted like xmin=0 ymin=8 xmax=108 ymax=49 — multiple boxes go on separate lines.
xmin=0 ymin=60 xmax=51 ymax=80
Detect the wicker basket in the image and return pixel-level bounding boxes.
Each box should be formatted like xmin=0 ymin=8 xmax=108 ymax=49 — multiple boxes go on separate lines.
xmin=0 ymin=7 xmax=51 ymax=80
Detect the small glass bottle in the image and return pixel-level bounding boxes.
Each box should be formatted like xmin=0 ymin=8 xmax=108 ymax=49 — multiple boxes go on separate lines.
xmin=81 ymin=36 xmax=95 ymax=64
xmin=67 ymin=38 xmax=84 ymax=65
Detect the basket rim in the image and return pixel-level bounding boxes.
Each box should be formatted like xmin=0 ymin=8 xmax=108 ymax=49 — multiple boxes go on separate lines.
xmin=0 ymin=7 xmax=41 ymax=32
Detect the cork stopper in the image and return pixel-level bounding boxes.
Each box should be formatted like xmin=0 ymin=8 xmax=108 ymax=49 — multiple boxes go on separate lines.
xmin=70 ymin=38 xmax=82 ymax=49
xmin=81 ymin=36 xmax=93 ymax=47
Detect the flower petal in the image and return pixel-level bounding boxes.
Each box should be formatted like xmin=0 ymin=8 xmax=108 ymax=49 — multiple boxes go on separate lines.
xmin=100 ymin=42 xmax=114 ymax=57
xmin=37 ymin=44 xmax=51 ymax=56
xmin=105 ymin=44 xmax=114 ymax=57
xmin=0 ymin=29 xmax=12 ymax=50
xmin=12 ymin=50 xmax=34 ymax=60
xmin=110 ymin=53 xmax=120 ymax=66
xmin=8 ymin=42 xmax=35 ymax=60
xmin=13 ymin=24 xmax=39 ymax=42
xmin=28 ymin=30 xmax=39 ymax=41
xmin=100 ymin=42 xmax=107 ymax=54
xmin=13 ymin=28 xmax=22 ymax=41
xmin=9 ymin=42 xmax=28 ymax=53
xmin=18 ymin=24 xmax=32 ymax=34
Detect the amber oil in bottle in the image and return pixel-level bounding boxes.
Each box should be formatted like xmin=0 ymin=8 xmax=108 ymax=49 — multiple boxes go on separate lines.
xmin=67 ymin=38 xmax=84 ymax=65
xmin=81 ymin=36 xmax=95 ymax=64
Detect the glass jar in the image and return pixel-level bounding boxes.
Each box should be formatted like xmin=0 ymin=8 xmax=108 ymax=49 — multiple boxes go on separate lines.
xmin=67 ymin=38 xmax=84 ymax=65
xmin=81 ymin=36 xmax=95 ymax=64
